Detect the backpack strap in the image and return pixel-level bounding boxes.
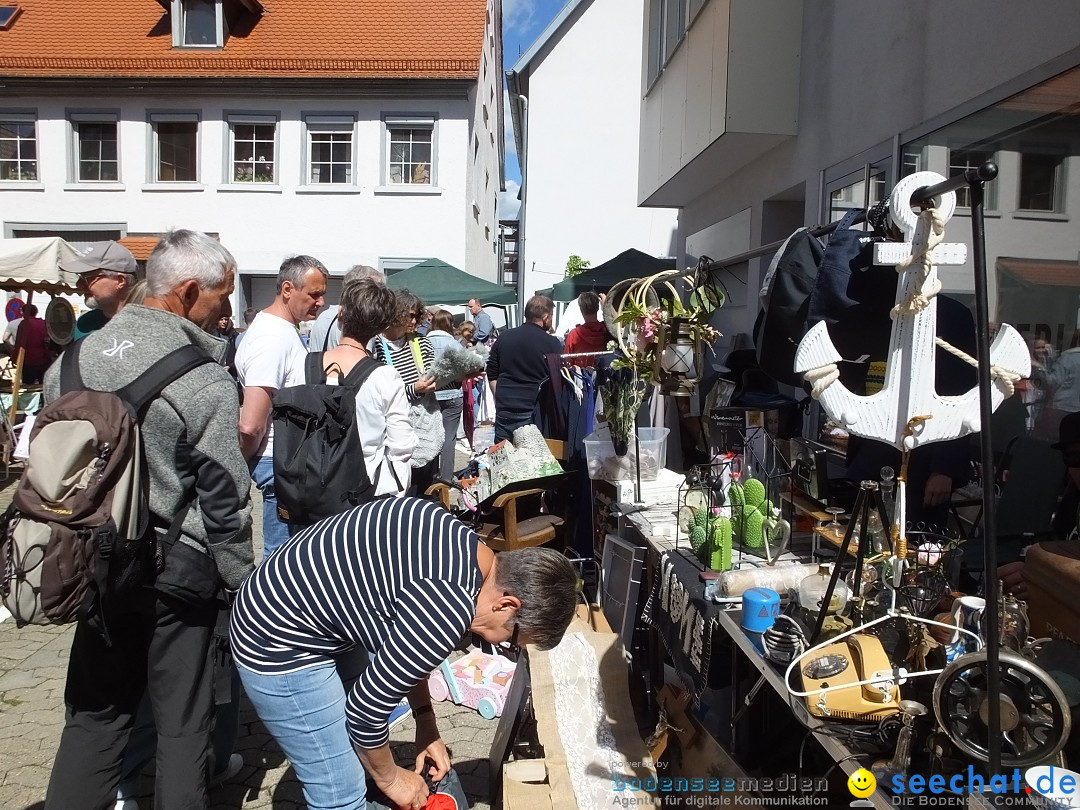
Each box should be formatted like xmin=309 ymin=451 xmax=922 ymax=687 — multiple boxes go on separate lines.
xmin=58 ymin=338 xmax=85 ymax=394
xmin=116 ymin=344 xmax=215 ymax=416
xmin=305 ymin=351 xmax=328 ymax=384
xmin=340 ymin=355 xmax=381 ymax=391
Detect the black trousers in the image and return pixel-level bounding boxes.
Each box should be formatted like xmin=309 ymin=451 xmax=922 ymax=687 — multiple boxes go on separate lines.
xmin=46 ymin=591 xmax=218 ymax=810
xmin=494 ymin=409 xmax=534 ymax=444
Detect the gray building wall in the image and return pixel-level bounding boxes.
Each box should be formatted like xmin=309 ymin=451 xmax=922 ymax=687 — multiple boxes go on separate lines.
xmin=648 ymin=0 xmax=1080 ymax=348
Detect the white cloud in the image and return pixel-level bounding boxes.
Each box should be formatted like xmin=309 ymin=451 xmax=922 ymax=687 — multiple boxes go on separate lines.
xmin=499 ymin=180 xmax=521 ymax=220
xmin=503 ymin=0 xmax=537 ymax=33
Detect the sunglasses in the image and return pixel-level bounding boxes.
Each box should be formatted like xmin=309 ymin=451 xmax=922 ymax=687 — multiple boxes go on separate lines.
xmin=76 ymin=270 xmax=107 ymax=286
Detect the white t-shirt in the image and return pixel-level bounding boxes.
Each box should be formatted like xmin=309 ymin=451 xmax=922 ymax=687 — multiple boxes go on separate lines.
xmin=3 ymin=318 xmax=22 ymax=346
xmin=235 ymin=311 xmax=308 ymax=458
xmin=326 ymin=363 xmax=416 ymax=496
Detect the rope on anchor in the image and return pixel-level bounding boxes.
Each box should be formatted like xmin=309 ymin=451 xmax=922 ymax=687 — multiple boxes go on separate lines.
xmin=891 ymin=207 xmax=944 ymax=318
xmin=802 ymin=206 xmax=1019 ymax=400
xmin=933 ymin=337 xmax=1021 ymax=398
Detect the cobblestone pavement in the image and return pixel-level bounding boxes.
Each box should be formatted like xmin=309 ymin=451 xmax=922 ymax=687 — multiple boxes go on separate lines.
xmin=0 ymin=471 xmax=497 ymax=810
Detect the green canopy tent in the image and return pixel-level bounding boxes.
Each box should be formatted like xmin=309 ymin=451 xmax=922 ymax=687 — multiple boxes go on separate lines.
xmin=386 ymin=258 xmax=517 ymax=306
xmin=547 ymin=249 xmax=676 ymax=301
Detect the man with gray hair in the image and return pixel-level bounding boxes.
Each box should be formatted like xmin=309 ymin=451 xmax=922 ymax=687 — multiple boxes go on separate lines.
xmin=236 ymin=255 xmax=328 ymax=557
xmin=308 ymin=264 xmax=385 ymax=352
xmin=44 ymin=229 xmax=254 ymax=810
xmin=60 ymin=240 xmax=139 ymax=338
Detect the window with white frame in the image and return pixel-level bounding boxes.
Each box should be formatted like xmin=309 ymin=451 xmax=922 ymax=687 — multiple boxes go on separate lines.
xmin=0 ymin=114 xmax=37 ymax=181
xmin=151 ymin=113 xmax=199 ymax=182
xmin=173 ymin=0 xmax=223 ymax=47
xmin=71 ymin=114 xmax=119 ymax=182
xmin=385 ymin=116 xmax=435 ymax=185
xmin=228 ymin=115 xmax=276 ymax=183
xmin=1018 ymin=148 xmax=1065 ymax=212
xmin=948 ymin=147 xmax=996 ymax=209
xmin=305 ymin=116 xmax=354 ymax=184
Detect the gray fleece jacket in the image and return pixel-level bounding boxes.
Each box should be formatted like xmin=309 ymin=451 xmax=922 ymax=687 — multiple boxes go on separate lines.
xmin=44 ymin=304 xmax=254 ymax=591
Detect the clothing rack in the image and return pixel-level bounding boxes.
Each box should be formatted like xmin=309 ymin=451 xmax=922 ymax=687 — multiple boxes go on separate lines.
xmin=559 ymin=350 xmax=610 ymax=360
xmin=702 ymin=218 xmax=848 ymax=273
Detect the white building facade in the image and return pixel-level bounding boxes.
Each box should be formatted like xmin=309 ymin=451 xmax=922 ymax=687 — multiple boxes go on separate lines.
xmin=506 ymin=0 xmax=679 ymax=300
xmin=638 ymin=0 xmax=1080 ymax=356
xmin=0 ymin=0 xmax=504 ymax=312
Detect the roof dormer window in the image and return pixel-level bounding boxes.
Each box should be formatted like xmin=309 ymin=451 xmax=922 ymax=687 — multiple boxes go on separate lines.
xmin=168 ymin=0 xmax=262 ymax=50
xmin=172 ymin=0 xmax=223 ymax=48
xmin=0 ymin=6 xmax=22 ymax=31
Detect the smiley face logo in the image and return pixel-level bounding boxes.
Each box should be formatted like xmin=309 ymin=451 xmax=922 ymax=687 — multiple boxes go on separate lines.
xmin=847 ymin=768 xmax=876 ymax=798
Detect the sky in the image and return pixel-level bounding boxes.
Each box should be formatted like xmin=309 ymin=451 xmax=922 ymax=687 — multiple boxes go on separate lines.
xmin=499 ymin=0 xmax=567 ymax=218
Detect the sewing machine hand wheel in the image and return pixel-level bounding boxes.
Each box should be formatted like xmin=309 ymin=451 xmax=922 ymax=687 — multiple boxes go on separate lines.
xmin=931 ymin=648 xmax=1072 ymax=768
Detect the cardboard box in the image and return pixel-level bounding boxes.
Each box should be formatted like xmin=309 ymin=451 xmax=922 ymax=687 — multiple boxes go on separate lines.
xmin=1024 ymin=541 xmax=1080 ymax=643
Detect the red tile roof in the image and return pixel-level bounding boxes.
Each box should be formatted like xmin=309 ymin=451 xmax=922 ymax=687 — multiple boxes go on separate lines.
xmin=0 ymin=0 xmax=484 ymax=79
xmin=118 ymin=237 xmax=161 ymax=261
xmin=997 ymin=257 xmax=1080 ymax=288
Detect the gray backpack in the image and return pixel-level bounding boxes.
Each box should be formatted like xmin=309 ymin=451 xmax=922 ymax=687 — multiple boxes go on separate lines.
xmin=0 ymin=342 xmax=210 ymax=635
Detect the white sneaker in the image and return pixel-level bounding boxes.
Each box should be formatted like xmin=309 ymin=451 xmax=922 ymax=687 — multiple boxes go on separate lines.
xmin=114 ymin=801 xmax=139 ymax=810
xmin=210 ymin=753 xmax=244 ymax=787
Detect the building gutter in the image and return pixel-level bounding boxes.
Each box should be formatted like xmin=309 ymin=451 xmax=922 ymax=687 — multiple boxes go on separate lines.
xmin=506 ymin=70 xmax=528 ymax=307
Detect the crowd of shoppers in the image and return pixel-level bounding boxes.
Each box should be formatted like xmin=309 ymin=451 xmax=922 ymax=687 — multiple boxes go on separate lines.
xmin=17 ymin=236 xmax=582 ymax=810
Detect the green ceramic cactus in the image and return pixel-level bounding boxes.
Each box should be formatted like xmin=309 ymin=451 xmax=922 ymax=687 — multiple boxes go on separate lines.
xmin=690 ymin=524 xmax=707 ymax=553
xmin=693 ymin=507 xmax=708 ymax=530
xmin=742 ymin=478 xmax=766 ymax=509
xmin=709 ymin=515 xmax=733 ymax=571
xmin=742 ymin=507 xmax=765 ymax=548
xmin=728 ymin=481 xmax=745 ymax=508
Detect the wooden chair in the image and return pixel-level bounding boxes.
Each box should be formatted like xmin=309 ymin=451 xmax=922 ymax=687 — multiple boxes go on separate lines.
xmin=426 ymin=439 xmax=568 ymax=551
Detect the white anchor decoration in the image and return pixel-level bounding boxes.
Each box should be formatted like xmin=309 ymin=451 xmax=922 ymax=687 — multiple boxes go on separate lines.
xmin=794 ymin=171 xmax=1030 ymax=453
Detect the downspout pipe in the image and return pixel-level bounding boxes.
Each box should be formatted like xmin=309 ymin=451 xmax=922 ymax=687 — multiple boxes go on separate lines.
xmin=506 ymin=69 xmax=528 ymax=318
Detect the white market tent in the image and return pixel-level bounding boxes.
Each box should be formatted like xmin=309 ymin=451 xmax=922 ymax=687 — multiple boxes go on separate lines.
xmin=0 ymin=237 xmax=81 ymax=295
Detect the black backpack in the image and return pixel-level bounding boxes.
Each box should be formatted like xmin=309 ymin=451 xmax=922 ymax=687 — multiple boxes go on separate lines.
xmin=271 ymin=353 xmax=381 ymax=527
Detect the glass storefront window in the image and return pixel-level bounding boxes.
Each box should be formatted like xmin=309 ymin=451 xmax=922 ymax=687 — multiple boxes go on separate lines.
xmin=901 ymin=64 xmax=1080 ymax=444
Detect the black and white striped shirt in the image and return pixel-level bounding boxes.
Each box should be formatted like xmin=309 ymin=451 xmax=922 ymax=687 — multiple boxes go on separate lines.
xmin=230 ymin=497 xmax=481 ymax=748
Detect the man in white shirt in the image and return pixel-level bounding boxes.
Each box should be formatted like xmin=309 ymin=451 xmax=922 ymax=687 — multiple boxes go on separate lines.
xmin=236 ymin=255 xmax=328 ymax=558
xmin=308 ymin=264 xmax=384 ymax=353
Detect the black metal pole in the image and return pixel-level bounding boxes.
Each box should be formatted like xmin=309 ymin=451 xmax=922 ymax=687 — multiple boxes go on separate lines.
xmin=965 ymin=164 xmax=1002 ymax=775
xmin=910 ymin=161 xmax=999 ymax=208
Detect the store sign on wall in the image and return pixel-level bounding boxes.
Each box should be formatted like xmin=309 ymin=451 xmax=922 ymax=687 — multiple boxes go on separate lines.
xmin=645 ymin=552 xmax=716 ymax=696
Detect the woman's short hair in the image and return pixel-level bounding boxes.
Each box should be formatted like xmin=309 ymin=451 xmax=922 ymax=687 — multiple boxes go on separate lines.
xmin=146 ymin=229 xmax=235 ymax=297
xmin=340 ymin=279 xmax=397 ymax=344
xmin=495 ymin=548 xmax=580 ymax=651
xmin=392 ymin=290 xmax=424 ymax=328
xmin=431 ymin=310 xmax=455 ymax=334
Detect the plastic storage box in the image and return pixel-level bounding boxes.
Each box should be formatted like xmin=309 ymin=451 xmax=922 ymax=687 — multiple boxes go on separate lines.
xmin=584 ymin=426 xmax=669 ymax=481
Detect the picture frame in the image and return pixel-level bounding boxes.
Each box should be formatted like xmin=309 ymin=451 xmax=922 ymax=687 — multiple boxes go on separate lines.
xmin=600 ymin=534 xmax=646 ymax=651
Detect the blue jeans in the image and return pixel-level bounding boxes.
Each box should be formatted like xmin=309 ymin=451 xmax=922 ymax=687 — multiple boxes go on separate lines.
xmin=238 ymin=659 xmax=368 ymax=810
xmin=252 ymin=455 xmax=291 ymax=559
